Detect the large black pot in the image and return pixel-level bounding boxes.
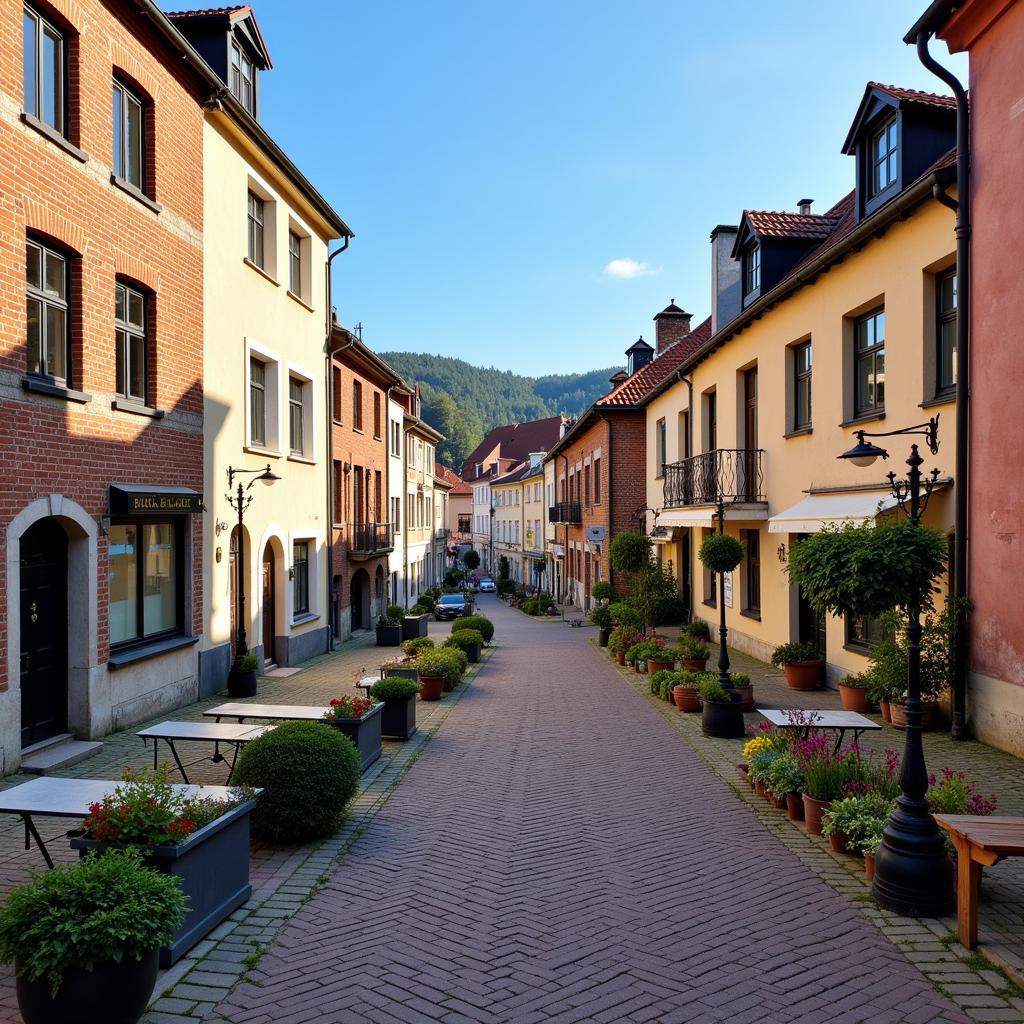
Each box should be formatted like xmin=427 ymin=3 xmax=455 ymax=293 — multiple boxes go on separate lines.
xmin=380 ymin=694 xmax=417 ymax=740
xmin=598 ymin=626 xmax=611 ymax=647
xmin=376 ymin=624 xmax=402 ymax=647
xmin=16 ymin=947 xmax=159 ymax=1024
xmin=326 ymin=702 xmax=384 ymax=771
xmin=464 ymin=642 xmax=481 ymax=664
xmin=701 ymin=698 xmax=745 ymax=738
xmin=227 ymin=667 xmax=257 ymax=698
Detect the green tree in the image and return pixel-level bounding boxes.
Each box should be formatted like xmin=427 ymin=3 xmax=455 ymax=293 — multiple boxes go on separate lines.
xmin=421 ymin=387 xmax=484 ymax=469
xmin=463 ymin=550 xmax=480 ymax=572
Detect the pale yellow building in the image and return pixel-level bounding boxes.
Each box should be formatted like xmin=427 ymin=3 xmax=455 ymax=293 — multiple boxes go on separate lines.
xmin=403 ymin=404 xmax=443 ymax=605
xmin=645 ymin=83 xmax=959 ymax=685
xmin=492 ymin=464 xmax=525 ymax=585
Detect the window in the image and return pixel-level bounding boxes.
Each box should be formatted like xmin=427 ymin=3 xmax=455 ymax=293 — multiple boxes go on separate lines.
xmin=742 ymin=529 xmax=760 ymax=616
xmin=593 ymin=457 xmax=601 ymax=504
xmin=23 ymin=5 xmax=65 ymax=135
xmin=289 ymin=376 xmax=304 ymax=456
xmin=108 ymin=521 xmax=181 ymax=646
xmin=390 ymin=420 xmax=401 ymax=456
xmin=249 ymin=356 xmax=266 ymax=446
xmin=288 ymin=230 xmax=301 ymax=296
xmin=112 ymin=79 xmax=144 ymax=191
xmin=744 ymin=242 xmax=761 ymax=295
xmin=26 ymin=239 xmax=70 ymax=382
xmin=705 ymin=391 xmax=717 ymax=451
xmin=373 ymin=392 xmax=382 ymax=438
xmin=937 ymin=269 xmax=958 ymax=394
xmin=115 ymin=281 xmax=146 ymax=403
xmin=247 ymin=191 xmax=265 ymax=269
xmin=846 ymin=613 xmax=881 ymax=652
xmin=332 ymin=366 xmax=342 ymax=422
xmin=230 ymin=42 xmax=254 ymax=115
xmin=794 ymin=341 xmax=812 ymax=430
xmin=656 ymin=418 xmax=667 ymax=476
xmin=292 ymin=541 xmax=309 ymax=616
xmin=870 ymin=117 xmax=898 ymax=197
xmin=352 ymin=380 xmax=363 ymax=430
xmin=332 ymin=461 xmax=343 ymax=523
xmin=854 ymin=309 xmax=885 ymax=415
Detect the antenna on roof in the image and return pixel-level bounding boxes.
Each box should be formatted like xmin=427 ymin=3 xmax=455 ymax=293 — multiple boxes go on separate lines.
xmin=354 ymin=322 xmax=363 ymax=340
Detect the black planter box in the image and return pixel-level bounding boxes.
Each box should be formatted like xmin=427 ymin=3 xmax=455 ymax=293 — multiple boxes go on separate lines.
xmin=402 ymin=613 xmax=430 ymax=640
xmin=379 ymin=694 xmax=417 ymax=740
xmin=327 ymin=701 xmax=384 ymax=771
xmin=227 ymin=667 xmax=257 ymax=698
xmin=382 ymin=664 xmax=418 ymax=681
xmin=701 ymin=699 xmax=745 ymax=738
xmin=465 ymin=642 xmax=481 ymax=664
xmin=71 ymin=799 xmax=257 ymax=967
xmin=376 ymin=624 xmax=402 ymax=647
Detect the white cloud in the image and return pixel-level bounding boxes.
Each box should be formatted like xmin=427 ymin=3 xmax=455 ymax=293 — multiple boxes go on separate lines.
xmin=602 ymin=258 xmax=659 ymax=280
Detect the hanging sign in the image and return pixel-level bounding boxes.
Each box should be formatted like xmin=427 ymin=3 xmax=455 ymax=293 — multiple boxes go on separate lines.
xmin=723 ymin=571 xmax=734 ymax=608
xmin=109 ymin=485 xmax=204 ymax=515
xmin=586 ymin=525 xmax=606 ymax=544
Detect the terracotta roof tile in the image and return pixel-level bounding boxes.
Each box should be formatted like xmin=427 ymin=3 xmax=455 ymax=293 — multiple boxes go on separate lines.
xmin=868 ymin=82 xmax=957 ymax=110
xmin=743 ymin=209 xmax=841 ymax=241
xmin=166 ymin=5 xmax=249 ymax=18
xmin=435 ymin=463 xmax=472 ymax=495
xmin=459 ymin=415 xmax=566 ymax=481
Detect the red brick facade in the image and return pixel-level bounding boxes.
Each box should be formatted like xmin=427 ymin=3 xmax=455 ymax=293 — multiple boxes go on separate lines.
xmin=0 ymin=0 xmax=206 ymax=749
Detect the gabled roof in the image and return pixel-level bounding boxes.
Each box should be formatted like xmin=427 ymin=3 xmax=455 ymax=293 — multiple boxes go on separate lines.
xmin=166 ymin=5 xmax=272 ymax=68
xmin=435 ymin=463 xmax=471 ymax=495
xmin=626 ymin=336 xmax=654 ymax=354
xmin=490 ymin=460 xmax=527 ymax=486
xmin=459 ymin=415 xmax=566 ymax=481
xmin=842 ymin=81 xmax=955 ymax=154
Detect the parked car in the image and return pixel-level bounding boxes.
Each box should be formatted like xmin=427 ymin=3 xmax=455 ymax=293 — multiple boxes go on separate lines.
xmin=478 ymin=578 xmax=497 ymax=593
xmin=435 ymin=594 xmax=469 ymax=620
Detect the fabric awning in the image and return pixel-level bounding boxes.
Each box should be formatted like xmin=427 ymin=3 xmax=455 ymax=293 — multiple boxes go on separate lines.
xmin=657 ymin=504 xmax=769 ymax=529
xmin=767 ymin=490 xmax=899 ymax=534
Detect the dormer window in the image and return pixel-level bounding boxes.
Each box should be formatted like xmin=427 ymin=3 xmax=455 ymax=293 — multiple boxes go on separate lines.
xmin=230 ymin=42 xmax=255 ymax=115
xmin=870 ymin=116 xmax=898 ymax=197
xmin=744 ymin=242 xmax=761 ymax=296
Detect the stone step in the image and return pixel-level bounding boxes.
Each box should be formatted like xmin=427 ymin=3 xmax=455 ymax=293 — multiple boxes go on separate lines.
xmin=20 ymin=737 xmax=104 ymax=775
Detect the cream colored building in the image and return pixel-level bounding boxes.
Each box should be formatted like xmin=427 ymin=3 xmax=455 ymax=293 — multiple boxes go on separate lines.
xmin=644 ymin=83 xmax=959 ymax=687
xmin=521 ymin=457 xmax=547 ymax=592
xmin=403 ymin=404 xmax=443 ymax=606
xmin=544 ymin=459 xmax=563 ymax=600
xmin=492 ymin=464 xmax=525 ymax=585
xmin=198 ymin=39 xmax=351 ymax=691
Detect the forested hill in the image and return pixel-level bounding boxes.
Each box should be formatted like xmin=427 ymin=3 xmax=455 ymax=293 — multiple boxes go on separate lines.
xmin=378 ymin=352 xmax=618 ymax=470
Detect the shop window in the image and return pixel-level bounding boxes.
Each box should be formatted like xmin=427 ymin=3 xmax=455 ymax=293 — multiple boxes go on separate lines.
xmin=108 ymin=521 xmax=182 ymax=646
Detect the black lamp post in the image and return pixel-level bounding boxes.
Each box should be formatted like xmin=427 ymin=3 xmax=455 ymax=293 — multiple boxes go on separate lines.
xmin=226 ymin=464 xmax=280 ymax=691
xmin=837 ymin=414 xmax=953 ymax=917
xmin=715 ymin=494 xmax=734 ymax=691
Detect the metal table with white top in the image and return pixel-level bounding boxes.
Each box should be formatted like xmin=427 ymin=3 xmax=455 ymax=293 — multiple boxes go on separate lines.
xmin=136 ymin=721 xmax=273 ymax=784
xmin=0 ymin=776 xmax=242 ymax=868
xmin=758 ymin=708 xmax=881 ymax=752
xmin=203 ymin=702 xmax=330 ymax=724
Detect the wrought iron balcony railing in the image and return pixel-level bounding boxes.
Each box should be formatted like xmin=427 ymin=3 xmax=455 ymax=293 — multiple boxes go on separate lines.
xmin=548 ymin=501 xmax=582 ymax=525
xmin=662 ymin=449 xmax=765 ymax=508
xmin=347 ymin=522 xmax=394 ymax=556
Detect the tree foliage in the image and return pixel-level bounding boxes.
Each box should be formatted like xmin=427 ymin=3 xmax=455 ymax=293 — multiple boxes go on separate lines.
xmin=699 ymin=533 xmax=744 ymax=574
xmin=462 ymin=549 xmax=480 ymax=571
xmin=609 ymin=531 xmax=653 ymax=574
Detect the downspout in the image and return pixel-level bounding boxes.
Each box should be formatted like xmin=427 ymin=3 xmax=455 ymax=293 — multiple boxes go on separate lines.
xmin=560 ymin=451 xmax=570 ymax=607
xmin=324 ymin=237 xmax=350 ymax=651
xmin=915 ymin=31 xmax=971 ymax=741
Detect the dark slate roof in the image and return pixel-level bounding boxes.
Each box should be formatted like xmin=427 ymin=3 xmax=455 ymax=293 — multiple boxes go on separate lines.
xmin=654 ymin=301 xmax=690 ymax=319
xmin=626 ymin=336 xmax=654 ymax=353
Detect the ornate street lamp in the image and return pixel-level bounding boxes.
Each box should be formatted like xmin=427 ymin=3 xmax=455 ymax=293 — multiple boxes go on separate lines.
xmin=226 ymin=464 xmax=279 ymax=695
xmin=837 ymin=414 xmax=953 ymax=916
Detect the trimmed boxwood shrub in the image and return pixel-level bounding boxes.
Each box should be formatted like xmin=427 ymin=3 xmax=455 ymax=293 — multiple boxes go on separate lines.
xmin=452 ymin=614 xmax=494 ymax=642
xmin=386 ymin=604 xmax=405 ymax=622
xmin=416 ymin=647 xmax=464 ymax=689
xmin=401 ymin=636 xmax=435 ymax=657
xmin=417 ymin=594 xmax=436 ymax=612
xmin=369 ymin=677 xmax=421 ymax=700
xmin=609 ymin=531 xmax=652 ymax=574
xmin=444 ymin=629 xmax=484 ymax=653
xmin=699 ymin=533 xmax=744 ymax=573
xmin=232 ymin=721 xmax=360 ymax=842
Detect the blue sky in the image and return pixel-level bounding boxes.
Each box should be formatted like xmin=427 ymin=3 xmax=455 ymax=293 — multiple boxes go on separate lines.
xmin=221 ymin=1 xmax=966 ymax=376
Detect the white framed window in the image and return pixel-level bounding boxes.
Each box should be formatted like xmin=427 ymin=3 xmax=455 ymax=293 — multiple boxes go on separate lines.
xmin=288 ymin=532 xmax=320 ymax=623
xmin=245 ymin=339 xmax=281 ymax=453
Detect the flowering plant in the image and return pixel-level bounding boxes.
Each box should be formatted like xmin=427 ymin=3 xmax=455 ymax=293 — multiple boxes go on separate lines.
xmin=748 ymin=749 xmax=784 ymax=784
xmin=844 ymin=748 xmax=902 ymax=800
xmin=927 ymin=768 xmax=997 ymax=816
xmin=742 ymin=734 xmax=784 ymax=765
xmin=324 ymin=694 xmax=377 ymax=720
xmin=821 ymin=792 xmax=894 ymax=850
xmin=793 ymin=733 xmax=864 ymax=802
xmin=764 ymin=753 xmax=804 ymax=799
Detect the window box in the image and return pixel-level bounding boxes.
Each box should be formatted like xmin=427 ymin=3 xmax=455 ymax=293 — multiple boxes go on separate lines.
xmin=401 ymin=613 xmax=430 ymax=640
xmin=70 ymin=797 xmax=258 ymax=966
xmin=324 ymin=701 xmax=383 ymax=772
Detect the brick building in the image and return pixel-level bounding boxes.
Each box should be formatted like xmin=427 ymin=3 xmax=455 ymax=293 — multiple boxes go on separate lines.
xmin=329 ymin=324 xmax=404 ymax=639
xmin=545 ymin=305 xmax=709 ymax=611
xmin=0 ymin=0 xmax=209 ymax=770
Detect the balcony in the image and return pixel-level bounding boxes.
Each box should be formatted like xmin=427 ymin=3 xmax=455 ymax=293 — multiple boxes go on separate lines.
xmin=346 ymin=522 xmax=394 ymax=558
xmin=662 ymin=449 xmax=764 ymax=508
xmin=434 ymin=528 xmax=449 ymax=541
xmin=548 ymin=501 xmax=582 ymax=525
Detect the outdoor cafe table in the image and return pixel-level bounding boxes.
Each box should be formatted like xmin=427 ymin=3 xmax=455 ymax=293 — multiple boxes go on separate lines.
xmin=204 ymin=702 xmax=330 ymax=724
xmin=757 ymin=708 xmax=881 ymax=752
xmin=0 ymin=776 xmax=240 ymax=868
xmin=137 ymin=721 xmax=274 ymax=785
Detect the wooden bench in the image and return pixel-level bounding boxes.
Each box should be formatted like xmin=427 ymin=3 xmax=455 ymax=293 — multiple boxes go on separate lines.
xmin=934 ymin=814 xmax=1024 ymax=949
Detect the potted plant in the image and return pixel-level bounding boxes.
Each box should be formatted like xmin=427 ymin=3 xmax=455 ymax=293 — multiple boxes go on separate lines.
xmin=764 ymin=753 xmax=805 ymax=821
xmin=822 ymin=793 xmax=894 ymax=857
xmin=676 ymin=636 xmax=709 ymax=671
xmin=684 ymin=619 xmax=712 ymax=642
xmin=770 ymin=641 xmax=822 ymax=690
xmin=444 ymin=628 xmax=484 ymax=663
xmin=401 ymin=636 xmax=435 ymax=658
xmin=837 ymin=672 xmax=872 ymax=712
xmin=794 ymin=735 xmax=863 ymax=835
xmin=368 ymin=676 xmax=420 ymax=740
xmin=228 ymin=652 xmax=259 ymax=698
xmin=0 ymin=848 xmax=186 ymax=1024
xmin=646 ymin=638 xmax=674 ymax=674
xmin=589 ymin=603 xmax=613 ymax=646
xmin=591 ymin=580 xmax=617 ymax=604
xmin=729 ymin=672 xmax=755 ymax=712
xmin=608 ymin=627 xmax=632 ymax=666
xmin=670 ymin=670 xmax=706 ymax=712
xmin=451 ymin=614 xmax=495 ymax=643
xmin=415 ymin=647 xmax=458 ymax=700
xmin=402 ymin=605 xmax=431 ymax=640
xmin=698 ymin=677 xmax=744 ymax=738
xmin=749 ymin=748 xmax=785 ymax=804
xmin=322 ymin=693 xmax=384 ymax=772
xmin=376 ymin=605 xmax=405 ymax=647
xmin=69 ymin=767 xmax=258 ymax=967
xmin=381 ymin=655 xmax=419 ymax=681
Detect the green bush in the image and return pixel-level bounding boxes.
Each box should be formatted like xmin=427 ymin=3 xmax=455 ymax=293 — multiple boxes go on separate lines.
xmin=591 ymin=580 xmax=617 ymax=602
xmin=417 ymin=595 xmax=436 ymax=612
xmin=685 ymin=619 xmax=712 ymax=641
xmin=589 ymin=603 xmax=613 ymax=629
xmin=730 ymin=672 xmax=751 ymax=686
xmin=444 ymin=570 xmax=463 ymax=588
xmin=401 ymin=636 xmax=435 ymax=657
xmin=609 ymin=531 xmax=652 ymax=574
xmin=240 ymin=653 xmax=259 ymax=671
xmin=452 ymin=614 xmax=494 ymax=642
xmin=409 ymin=604 xmax=429 ymax=615
xmin=444 ymin=629 xmax=484 ymax=653
xmin=650 ymin=592 xmax=688 ymax=626
xmin=608 ymin=602 xmax=643 ymax=632
xmin=496 ymin=579 xmax=516 ymax=596
xmin=699 ymin=533 xmax=744 ymax=573
xmin=233 ymin=721 xmax=360 ymax=842
xmin=676 ymin=637 xmax=709 ymax=661
xmin=415 ymin=647 xmax=463 ymax=689
xmin=386 ymin=604 xmax=405 ymax=622
xmin=0 ymin=848 xmax=186 ymax=997
xmin=698 ymin=678 xmax=734 ymax=703
xmin=369 ymin=677 xmax=420 ymax=700
xmin=650 ymin=668 xmax=674 ymax=694
xmin=463 ymin=550 xmax=481 ymax=572
xmin=770 ymin=641 xmax=819 ymax=667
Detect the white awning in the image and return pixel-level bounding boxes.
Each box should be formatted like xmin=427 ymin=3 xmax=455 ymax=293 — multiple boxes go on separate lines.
xmin=658 ymin=504 xmax=769 ymax=529
xmin=767 ymin=490 xmax=899 ymax=534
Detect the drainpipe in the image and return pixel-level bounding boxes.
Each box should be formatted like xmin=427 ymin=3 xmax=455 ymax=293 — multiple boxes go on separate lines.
xmin=914 ymin=31 xmax=970 ymax=741
xmin=559 ymin=451 xmax=570 ymax=607
xmin=323 ymin=238 xmax=350 ymax=651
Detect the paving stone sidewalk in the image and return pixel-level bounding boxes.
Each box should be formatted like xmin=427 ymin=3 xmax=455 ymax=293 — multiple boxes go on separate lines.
xmin=199 ymin=598 xmax=972 ymax=1024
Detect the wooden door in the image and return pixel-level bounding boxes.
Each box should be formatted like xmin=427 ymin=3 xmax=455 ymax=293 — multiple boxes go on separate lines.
xmin=262 ymin=545 xmax=275 ymax=664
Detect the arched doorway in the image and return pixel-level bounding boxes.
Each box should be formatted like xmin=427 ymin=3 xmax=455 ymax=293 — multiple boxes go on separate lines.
xmin=20 ymin=519 xmax=68 ymax=746
xmin=262 ymin=542 xmax=277 ymax=666
xmin=351 ymin=569 xmax=371 ymax=630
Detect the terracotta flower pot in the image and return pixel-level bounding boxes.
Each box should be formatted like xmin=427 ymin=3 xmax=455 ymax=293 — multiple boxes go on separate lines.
xmin=647 ymin=659 xmax=674 ymax=674
xmin=616 ymin=652 xmax=626 ymax=666
xmin=732 ymin=683 xmax=755 ymax=712
xmin=839 ymin=684 xmax=870 ymax=712
xmin=672 ymin=685 xmax=701 ymax=712
xmin=828 ymin=831 xmax=849 ymax=854
xmin=755 ymin=780 xmax=767 ymax=798
xmin=802 ymin=794 xmax=831 ymax=835
xmin=785 ymin=792 xmax=805 ymax=821
xmin=770 ymin=793 xmax=786 ymax=810
xmin=783 ymin=660 xmax=822 ymax=690
xmin=889 ymin=700 xmax=939 ymax=730
xmin=879 ymin=699 xmax=892 ymax=722
xmin=417 ymin=674 xmax=444 ymax=701
xmin=864 ymin=851 xmax=876 ymax=881
xmin=681 ymin=658 xmax=708 ymax=671
xmin=736 ymin=764 xmax=751 ymax=786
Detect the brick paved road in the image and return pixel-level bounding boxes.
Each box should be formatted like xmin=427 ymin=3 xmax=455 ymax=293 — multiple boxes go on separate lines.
xmin=213 ymin=597 xmax=969 ymax=1024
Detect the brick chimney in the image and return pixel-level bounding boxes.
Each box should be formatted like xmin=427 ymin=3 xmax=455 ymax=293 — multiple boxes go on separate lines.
xmin=653 ymin=300 xmax=692 ymax=354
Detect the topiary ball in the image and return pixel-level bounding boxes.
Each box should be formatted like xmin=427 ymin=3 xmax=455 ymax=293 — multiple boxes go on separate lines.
xmin=699 ymin=532 xmax=745 ymax=573
xmin=232 ymin=721 xmax=360 ymax=842
xmin=452 ymin=615 xmax=494 ymax=642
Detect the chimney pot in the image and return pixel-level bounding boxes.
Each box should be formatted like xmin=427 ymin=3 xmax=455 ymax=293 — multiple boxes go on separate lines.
xmin=798 ymin=198 xmax=813 ymax=215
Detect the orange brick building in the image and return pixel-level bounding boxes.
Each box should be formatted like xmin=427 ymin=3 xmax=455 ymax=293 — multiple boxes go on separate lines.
xmin=0 ymin=0 xmax=208 ymax=768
